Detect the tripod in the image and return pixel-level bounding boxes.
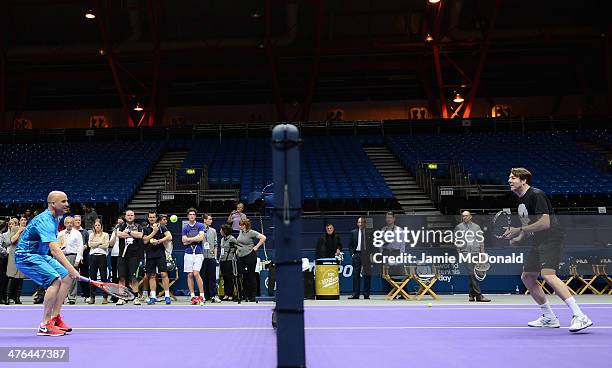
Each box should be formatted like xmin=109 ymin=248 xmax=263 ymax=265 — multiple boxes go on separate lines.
xmin=221 ymin=242 xmax=242 ymax=304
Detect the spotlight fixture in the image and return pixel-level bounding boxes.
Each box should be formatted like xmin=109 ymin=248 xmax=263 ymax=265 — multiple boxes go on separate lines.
xmin=425 ymin=34 xmax=434 ymax=42
xmin=453 ymin=93 xmax=464 ymax=103
xmin=85 ymin=9 xmax=96 ymax=19
xmin=428 ymin=0 xmax=441 ymax=4
xmin=251 ymin=12 xmax=261 ymax=19
xmin=133 ymin=102 xmax=144 ymax=111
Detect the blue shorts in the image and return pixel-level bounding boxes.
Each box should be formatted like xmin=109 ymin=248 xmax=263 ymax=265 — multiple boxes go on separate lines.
xmin=15 ymin=253 xmax=69 ymax=289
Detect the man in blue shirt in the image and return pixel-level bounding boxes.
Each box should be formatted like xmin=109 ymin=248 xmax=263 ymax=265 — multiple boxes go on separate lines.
xmin=182 ymin=208 xmax=206 ymax=305
xmin=15 ymin=191 xmax=80 ymax=336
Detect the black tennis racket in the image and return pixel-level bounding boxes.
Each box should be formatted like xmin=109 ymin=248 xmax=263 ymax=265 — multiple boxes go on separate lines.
xmin=491 ymin=210 xmax=511 ymax=239
xmin=78 ymin=276 xmax=136 ymax=301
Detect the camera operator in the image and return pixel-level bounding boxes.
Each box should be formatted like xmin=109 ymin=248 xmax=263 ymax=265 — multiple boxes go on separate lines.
xmin=219 ymin=224 xmax=238 ymax=301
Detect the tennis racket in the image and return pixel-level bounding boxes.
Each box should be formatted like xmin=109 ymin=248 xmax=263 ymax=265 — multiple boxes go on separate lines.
xmin=473 ymin=261 xmax=491 ymax=282
xmin=491 ymin=209 xmax=511 ymax=239
xmin=121 ymin=226 xmax=133 ymax=258
xmin=78 ymin=276 xmax=136 ymax=301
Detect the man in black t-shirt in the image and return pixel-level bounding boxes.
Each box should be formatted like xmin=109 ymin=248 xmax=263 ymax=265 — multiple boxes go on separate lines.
xmin=142 ymin=211 xmax=173 ymax=305
xmin=503 ymin=167 xmax=592 ymax=332
xmin=116 ymin=210 xmax=144 ymax=305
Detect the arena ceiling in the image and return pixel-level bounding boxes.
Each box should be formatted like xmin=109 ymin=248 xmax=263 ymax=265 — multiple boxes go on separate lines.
xmin=1 ymin=0 xmax=610 ymax=117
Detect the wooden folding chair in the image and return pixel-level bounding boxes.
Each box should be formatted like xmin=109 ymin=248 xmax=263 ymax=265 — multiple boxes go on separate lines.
xmin=157 ymin=266 xmax=180 ymax=301
xmin=412 ymin=264 xmax=440 ymax=300
xmin=137 ymin=263 xmax=180 ymax=301
xmin=382 ymin=265 xmax=412 ymax=300
xmin=573 ymin=264 xmax=602 ymax=295
xmin=594 ymin=264 xmax=612 ymax=295
xmin=524 ymin=279 xmax=555 ymax=295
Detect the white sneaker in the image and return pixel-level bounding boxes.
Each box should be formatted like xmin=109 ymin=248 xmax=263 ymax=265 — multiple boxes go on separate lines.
xmin=116 ymin=299 xmax=125 ymax=306
xmin=133 ymin=299 xmax=141 ymax=305
xmin=212 ymin=296 xmax=221 ymax=303
xmin=528 ymin=315 xmax=560 ymax=328
xmin=569 ymin=314 xmax=593 ymax=332
xmin=85 ymin=297 xmax=92 ymax=304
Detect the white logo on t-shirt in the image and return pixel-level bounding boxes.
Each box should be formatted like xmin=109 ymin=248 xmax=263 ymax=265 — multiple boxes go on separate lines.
xmin=518 ymin=203 xmax=531 ymax=227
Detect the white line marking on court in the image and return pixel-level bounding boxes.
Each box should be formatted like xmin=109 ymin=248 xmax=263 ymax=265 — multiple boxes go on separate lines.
xmin=0 ymin=308 xmax=272 ymax=312
xmin=0 ymin=326 xmax=610 ymax=331
xmin=1 ymin=306 xmax=612 ymax=312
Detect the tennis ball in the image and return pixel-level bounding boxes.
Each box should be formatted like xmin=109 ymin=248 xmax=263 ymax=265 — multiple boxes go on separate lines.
xmin=427 ymin=302 xmax=433 ymax=307
xmin=170 ymin=215 xmax=178 ymax=223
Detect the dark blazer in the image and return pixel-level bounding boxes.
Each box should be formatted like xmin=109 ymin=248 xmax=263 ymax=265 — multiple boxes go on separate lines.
xmin=315 ymin=233 xmax=342 ymax=259
xmin=348 ymin=228 xmax=372 ymax=256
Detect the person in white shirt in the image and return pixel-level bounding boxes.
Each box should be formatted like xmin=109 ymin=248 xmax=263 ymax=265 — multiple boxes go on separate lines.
xmin=58 ymin=216 xmax=84 ymax=304
xmin=87 ymin=219 xmax=110 ymax=304
xmin=108 ymin=217 xmax=124 ymax=303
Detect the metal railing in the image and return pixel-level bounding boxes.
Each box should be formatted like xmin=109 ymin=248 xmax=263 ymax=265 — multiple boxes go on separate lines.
xmin=437 ymin=184 xmax=508 ymax=203
xmin=414 ymin=160 xmax=471 ymax=204
xmin=156 ymin=189 xmax=239 ymax=208
xmin=164 ymin=165 xmax=208 ymax=191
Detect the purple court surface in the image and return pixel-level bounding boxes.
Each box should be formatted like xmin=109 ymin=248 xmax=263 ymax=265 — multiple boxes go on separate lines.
xmin=1 ymin=301 xmax=611 ymax=368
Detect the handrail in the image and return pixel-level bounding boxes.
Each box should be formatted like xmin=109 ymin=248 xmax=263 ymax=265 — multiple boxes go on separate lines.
xmin=156 ymin=189 xmax=239 ymax=208
xmin=4 ymin=116 xmax=610 ymax=143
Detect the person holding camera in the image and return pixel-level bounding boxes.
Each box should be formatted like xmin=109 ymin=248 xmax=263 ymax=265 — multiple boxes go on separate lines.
xmin=227 ymin=203 xmax=247 ymax=237
xmin=219 ymin=224 xmax=239 ymax=301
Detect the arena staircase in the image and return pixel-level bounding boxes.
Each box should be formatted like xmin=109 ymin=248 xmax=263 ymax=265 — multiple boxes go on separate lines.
xmin=364 ymin=146 xmax=440 ymax=215
xmin=128 ymin=151 xmax=188 ymax=218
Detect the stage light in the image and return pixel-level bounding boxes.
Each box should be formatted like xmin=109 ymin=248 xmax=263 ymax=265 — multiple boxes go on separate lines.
xmin=453 ymin=93 xmax=464 ymax=103
xmin=85 ymin=10 xmax=96 ymax=19
xmin=133 ymin=102 xmax=144 ymax=111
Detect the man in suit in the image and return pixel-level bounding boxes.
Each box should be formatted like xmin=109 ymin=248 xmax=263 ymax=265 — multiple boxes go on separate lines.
xmin=348 ymin=217 xmax=371 ymax=299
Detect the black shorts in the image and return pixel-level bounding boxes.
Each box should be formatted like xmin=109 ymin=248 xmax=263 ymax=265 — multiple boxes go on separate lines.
xmin=118 ymin=256 xmax=141 ymax=281
xmin=145 ymin=257 xmax=167 ymax=274
xmin=523 ymin=237 xmax=564 ymax=273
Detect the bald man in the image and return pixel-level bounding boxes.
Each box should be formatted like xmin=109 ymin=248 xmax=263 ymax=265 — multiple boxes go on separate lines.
xmin=454 ymin=211 xmax=490 ymax=302
xmin=15 ymin=191 xmax=80 ymax=336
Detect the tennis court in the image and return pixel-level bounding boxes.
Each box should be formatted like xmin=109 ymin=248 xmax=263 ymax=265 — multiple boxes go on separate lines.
xmin=1 ymin=296 xmax=611 ymax=367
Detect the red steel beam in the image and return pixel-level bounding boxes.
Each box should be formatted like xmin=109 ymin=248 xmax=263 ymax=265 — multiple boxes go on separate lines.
xmin=432 ymin=1 xmax=447 ymax=118
xmin=147 ymin=0 xmax=162 ymax=127
xmin=265 ymin=0 xmax=286 ymax=121
xmin=606 ymin=24 xmax=612 ymax=117
xmin=0 ymin=48 xmax=5 ymax=131
xmin=301 ymin=0 xmax=324 ymax=122
xmin=441 ymin=53 xmax=472 ymax=85
xmin=96 ymin=0 xmax=135 ymax=127
xmin=433 ymin=45 xmax=447 ymax=118
xmin=462 ymin=0 xmax=502 ymax=118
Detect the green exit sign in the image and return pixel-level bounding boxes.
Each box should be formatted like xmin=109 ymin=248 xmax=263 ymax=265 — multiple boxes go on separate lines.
xmin=186 ymin=168 xmax=196 ymax=175
xmin=427 ymin=163 xmax=438 ymax=170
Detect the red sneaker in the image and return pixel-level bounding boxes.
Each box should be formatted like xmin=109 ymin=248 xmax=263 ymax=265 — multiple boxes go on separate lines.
xmin=190 ymin=296 xmax=198 ymax=305
xmin=37 ymin=320 xmax=65 ymax=337
xmin=52 ymin=315 xmax=72 ymax=333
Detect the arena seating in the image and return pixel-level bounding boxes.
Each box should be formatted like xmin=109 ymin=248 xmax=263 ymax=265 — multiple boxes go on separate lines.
xmin=0 ymin=142 xmax=164 ymax=208
xmin=177 ymin=136 xmax=393 ymax=203
xmin=387 ymin=131 xmax=612 ymax=195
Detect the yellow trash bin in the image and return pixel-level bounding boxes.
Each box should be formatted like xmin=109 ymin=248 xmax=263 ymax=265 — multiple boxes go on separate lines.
xmin=315 ymin=258 xmax=340 ymax=300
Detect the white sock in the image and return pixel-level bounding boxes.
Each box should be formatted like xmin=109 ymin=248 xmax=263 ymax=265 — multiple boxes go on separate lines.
xmin=150 ymin=291 xmax=156 ymax=298
xmin=539 ymin=301 xmax=556 ymax=319
xmin=190 ymin=293 xmax=195 ymax=298
xmin=564 ymin=297 xmax=584 ymax=317
xmin=199 ymin=292 xmax=204 ymax=297
xmin=164 ymin=291 xmax=170 ymax=297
